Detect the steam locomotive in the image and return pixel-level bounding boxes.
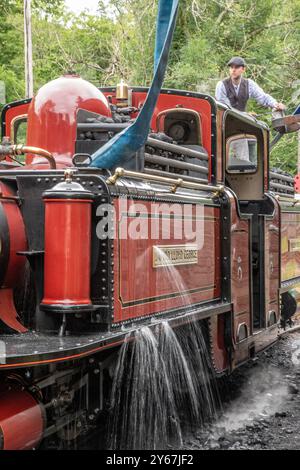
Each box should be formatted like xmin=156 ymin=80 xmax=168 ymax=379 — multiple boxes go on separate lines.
xmin=0 ymin=0 xmax=300 ymax=448
xmin=0 ymin=73 xmax=299 ymax=450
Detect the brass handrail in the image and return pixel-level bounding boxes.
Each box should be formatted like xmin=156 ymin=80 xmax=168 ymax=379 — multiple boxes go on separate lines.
xmin=106 ymin=167 xmax=224 ymax=194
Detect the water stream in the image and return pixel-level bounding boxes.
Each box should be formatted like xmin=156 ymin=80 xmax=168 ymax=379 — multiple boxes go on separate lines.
xmin=108 ymin=247 xmax=219 ymax=450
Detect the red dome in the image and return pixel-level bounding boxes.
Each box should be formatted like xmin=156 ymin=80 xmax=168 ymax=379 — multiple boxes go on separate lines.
xmin=26 ymin=75 xmax=111 ymax=168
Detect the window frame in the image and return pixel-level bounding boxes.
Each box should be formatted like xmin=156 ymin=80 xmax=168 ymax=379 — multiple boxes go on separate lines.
xmin=226 ymin=133 xmax=259 ymax=175
xmin=11 ymin=114 xmax=28 ymax=145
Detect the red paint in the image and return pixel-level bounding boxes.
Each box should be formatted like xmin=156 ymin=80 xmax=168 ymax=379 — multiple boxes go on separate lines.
xmin=265 ymin=198 xmax=280 ymax=324
xmin=0 ymin=288 xmax=27 ymax=333
xmin=113 ymin=199 xmax=221 ymax=323
xmin=26 ymin=75 xmax=111 ymax=167
xmin=0 ymin=388 xmax=44 ymax=450
xmin=0 ymin=183 xmax=27 ymax=287
xmin=42 ymin=198 xmax=93 ymax=308
xmin=0 ymin=183 xmax=27 ymax=332
xmin=210 ymin=314 xmax=228 ymax=372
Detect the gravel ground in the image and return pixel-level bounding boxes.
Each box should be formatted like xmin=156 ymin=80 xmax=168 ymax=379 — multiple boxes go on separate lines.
xmin=182 ymin=331 xmax=300 ymax=450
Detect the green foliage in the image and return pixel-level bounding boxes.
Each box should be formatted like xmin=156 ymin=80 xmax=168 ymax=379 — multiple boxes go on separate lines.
xmin=0 ymin=0 xmax=299 ymax=171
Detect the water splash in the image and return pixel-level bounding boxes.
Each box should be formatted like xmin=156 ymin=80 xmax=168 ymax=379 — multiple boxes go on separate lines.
xmin=108 ymin=321 xmax=219 ymax=450
xmin=154 ymin=247 xmax=192 ymax=309
xmin=107 ymin=246 xmax=219 ymax=449
xmin=108 ymin=326 xmax=182 ymax=450
xmin=175 ymin=321 xmax=220 ymax=422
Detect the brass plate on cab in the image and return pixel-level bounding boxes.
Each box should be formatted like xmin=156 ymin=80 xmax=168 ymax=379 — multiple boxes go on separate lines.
xmin=153 ymin=244 xmax=198 ymax=268
xmin=289 ymin=239 xmax=300 ymax=252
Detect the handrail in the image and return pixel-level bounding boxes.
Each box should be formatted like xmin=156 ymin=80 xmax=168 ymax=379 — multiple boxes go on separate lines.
xmin=106 ymin=167 xmax=224 ymax=194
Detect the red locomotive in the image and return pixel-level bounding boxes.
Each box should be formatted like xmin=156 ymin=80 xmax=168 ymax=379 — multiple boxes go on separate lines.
xmin=0 ymin=1 xmax=300 ymax=450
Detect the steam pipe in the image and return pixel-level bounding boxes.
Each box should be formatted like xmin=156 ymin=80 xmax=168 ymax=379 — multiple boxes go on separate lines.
xmin=145 ymin=153 xmax=209 ymax=174
xmin=0 ymin=144 xmax=56 ymax=169
xmin=269 ymin=171 xmax=294 ymax=184
xmin=144 ymin=168 xmax=208 ymax=184
xmin=269 ymin=181 xmax=294 ymax=192
xmin=146 ymin=137 xmax=209 ymax=161
xmin=78 ymin=123 xmax=129 ymax=132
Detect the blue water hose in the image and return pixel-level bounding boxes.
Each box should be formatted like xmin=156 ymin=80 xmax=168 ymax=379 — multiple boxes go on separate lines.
xmin=89 ymin=0 xmax=179 ymax=169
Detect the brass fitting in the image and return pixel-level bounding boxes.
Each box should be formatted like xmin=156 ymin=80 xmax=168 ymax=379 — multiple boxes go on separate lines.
xmin=106 ymin=167 xmax=125 ymax=185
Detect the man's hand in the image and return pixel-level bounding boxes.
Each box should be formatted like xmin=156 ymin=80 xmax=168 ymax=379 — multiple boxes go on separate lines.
xmin=274 ymin=102 xmax=286 ymax=111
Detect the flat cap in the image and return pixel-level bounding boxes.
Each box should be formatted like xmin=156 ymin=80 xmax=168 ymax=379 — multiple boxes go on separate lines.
xmin=227 ymin=56 xmax=246 ymax=67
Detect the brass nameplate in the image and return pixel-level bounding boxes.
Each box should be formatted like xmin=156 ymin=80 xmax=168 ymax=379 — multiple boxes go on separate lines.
xmin=153 ymin=245 xmax=198 ymax=268
xmin=289 ymin=239 xmax=300 ymax=252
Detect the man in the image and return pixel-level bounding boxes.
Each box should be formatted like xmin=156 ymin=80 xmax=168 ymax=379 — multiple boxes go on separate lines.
xmin=215 ymin=56 xmax=285 ymax=112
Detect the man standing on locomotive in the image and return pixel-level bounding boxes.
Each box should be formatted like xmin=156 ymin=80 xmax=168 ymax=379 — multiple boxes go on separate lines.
xmin=216 ymin=56 xmax=286 ymax=163
xmin=215 ymin=56 xmax=285 ymax=112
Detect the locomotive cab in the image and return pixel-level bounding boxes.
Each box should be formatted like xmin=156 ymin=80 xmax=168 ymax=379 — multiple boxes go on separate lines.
xmin=222 ymin=107 xmax=281 ymax=334
xmin=223 ymin=108 xmax=267 ymax=201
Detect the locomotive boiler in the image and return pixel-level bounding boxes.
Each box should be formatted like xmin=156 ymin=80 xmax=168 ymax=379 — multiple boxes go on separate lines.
xmin=0 ymin=0 xmax=300 ymax=450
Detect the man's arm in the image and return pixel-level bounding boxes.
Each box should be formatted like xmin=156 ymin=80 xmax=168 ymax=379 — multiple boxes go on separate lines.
xmin=248 ymin=79 xmax=284 ymax=110
xmin=215 ymin=81 xmax=231 ymax=107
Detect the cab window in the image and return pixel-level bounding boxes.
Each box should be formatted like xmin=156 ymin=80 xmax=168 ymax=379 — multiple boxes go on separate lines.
xmin=226 ymin=134 xmax=258 ymax=173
